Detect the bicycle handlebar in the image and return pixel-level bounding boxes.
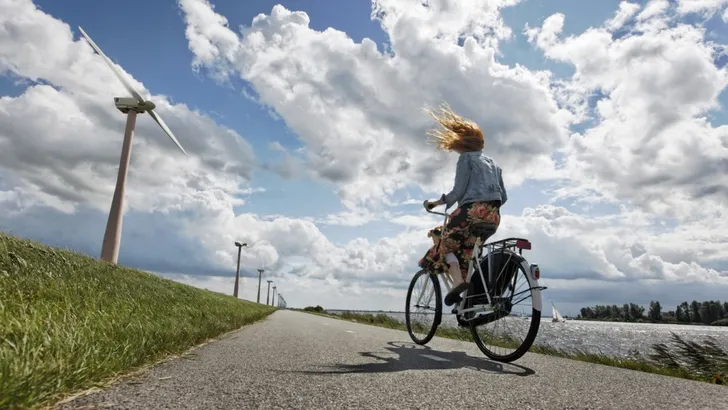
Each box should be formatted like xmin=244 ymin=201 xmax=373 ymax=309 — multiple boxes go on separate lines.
xmin=423 ymin=200 xmax=449 ymax=217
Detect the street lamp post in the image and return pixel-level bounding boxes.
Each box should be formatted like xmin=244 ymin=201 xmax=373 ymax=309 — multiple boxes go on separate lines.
xmin=256 ymin=269 xmax=265 ymax=303
xmin=233 ymin=241 xmax=247 ymax=298
xmin=272 ymin=286 xmax=277 ymax=307
xmin=266 ymin=280 xmax=273 ymax=305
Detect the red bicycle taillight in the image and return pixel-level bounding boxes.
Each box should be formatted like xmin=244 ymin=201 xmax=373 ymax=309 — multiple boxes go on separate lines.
xmin=515 ymin=239 xmax=532 ymax=250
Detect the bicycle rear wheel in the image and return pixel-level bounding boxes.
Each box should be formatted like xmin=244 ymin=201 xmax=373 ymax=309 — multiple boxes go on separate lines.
xmin=405 ymin=270 xmax=442 ymax=345
xmin=468 ymin=259 xmax=541 ymax=362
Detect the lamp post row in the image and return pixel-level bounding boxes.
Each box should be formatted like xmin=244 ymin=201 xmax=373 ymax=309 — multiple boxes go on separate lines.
xmin=233 ymin=241 xmax=283 ymax=307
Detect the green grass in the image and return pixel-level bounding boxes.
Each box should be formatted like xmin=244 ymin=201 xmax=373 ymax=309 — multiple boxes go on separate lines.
xmin=0 ymin=232 xmax=277 ymax=409
xmin=298 ymin=308 xmax=727 ymax=385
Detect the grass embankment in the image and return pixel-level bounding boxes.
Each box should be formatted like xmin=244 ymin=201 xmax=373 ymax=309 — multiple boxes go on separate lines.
xmin=299 ymin=307 xmax=727 ymax=386
xmin=0 ymin=232 xmax=277 ymax=409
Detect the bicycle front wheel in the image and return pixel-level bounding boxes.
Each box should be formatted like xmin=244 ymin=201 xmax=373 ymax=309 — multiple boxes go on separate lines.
xmin=405 ymin=270 xmax=442 ymax=345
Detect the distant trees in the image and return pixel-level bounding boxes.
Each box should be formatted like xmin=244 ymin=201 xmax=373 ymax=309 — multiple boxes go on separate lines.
xmin=578 ymin=303 xmax=645 ymax=322
xmin=674 ymin=301 xmax=727 ymax=325
xmin=577 ymin=300 xmax=728 ymax=326
xmin=648 ymin=301 xmax=662 ymax=322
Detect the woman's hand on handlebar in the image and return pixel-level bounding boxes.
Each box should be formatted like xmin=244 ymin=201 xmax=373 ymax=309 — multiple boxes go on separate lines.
xmin=424 ymin=198 xmax=445 ymax=211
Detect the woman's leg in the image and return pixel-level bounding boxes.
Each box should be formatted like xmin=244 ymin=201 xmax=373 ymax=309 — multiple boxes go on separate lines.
xmin=445 ymin=252 xmax=463 ymax=286
xmin=437 ymin=205 xmax=472 ymax=305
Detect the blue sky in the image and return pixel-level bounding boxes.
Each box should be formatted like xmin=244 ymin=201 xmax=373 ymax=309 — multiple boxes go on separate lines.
xmin=2 ymin=0 xmax=728 ymax=315
xmin=17 ymin=0 xmax=568 ymax=246
xmin=23 ymin=0 xmax=378 ymax=244
xmin=17 ymin=0 xmax=726 ymax=239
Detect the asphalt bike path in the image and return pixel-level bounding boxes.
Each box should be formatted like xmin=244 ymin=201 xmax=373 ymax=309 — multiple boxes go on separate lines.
xmin=57 ymin=310 xmax=728 ymax=409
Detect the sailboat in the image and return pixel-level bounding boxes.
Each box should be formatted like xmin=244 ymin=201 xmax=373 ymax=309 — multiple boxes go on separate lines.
xmin=551 ymin=302 xmax=566 ymax=323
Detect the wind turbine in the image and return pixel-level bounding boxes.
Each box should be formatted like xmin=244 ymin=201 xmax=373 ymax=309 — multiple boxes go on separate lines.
xmin=78 ymin=27 xmax=188 ymax=264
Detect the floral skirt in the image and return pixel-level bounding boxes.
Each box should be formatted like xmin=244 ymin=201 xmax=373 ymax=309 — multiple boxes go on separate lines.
xmin=418 ymin=201 xmax=501 ymax=280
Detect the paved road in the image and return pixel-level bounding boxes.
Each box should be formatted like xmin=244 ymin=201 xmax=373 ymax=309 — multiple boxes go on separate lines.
xmin=57 ymin=310 xmax=727 ymax=410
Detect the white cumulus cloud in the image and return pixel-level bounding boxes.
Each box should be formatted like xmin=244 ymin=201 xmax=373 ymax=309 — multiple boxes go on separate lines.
xmin=1 ymin=0 xmax=727 ymax=313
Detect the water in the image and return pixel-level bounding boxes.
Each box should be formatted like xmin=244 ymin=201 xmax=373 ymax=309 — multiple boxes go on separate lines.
xmin=327 ymin=310 xmax=728 ymax=358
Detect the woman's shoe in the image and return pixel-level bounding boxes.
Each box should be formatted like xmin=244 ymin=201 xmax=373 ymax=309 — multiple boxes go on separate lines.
xmin=444 ymin=281 xmax=469 ymax=306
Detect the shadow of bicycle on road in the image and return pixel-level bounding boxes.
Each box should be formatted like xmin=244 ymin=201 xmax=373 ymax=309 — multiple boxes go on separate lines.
xmin=286 ymin=341 xmax=535 ymax=377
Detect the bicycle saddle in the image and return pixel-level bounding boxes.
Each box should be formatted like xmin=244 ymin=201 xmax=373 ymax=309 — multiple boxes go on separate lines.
xmin=470 ymin=223 xmax=497 ymax=239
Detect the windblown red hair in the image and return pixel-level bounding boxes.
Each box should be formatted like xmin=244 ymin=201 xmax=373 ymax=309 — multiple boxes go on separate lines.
xmin=425 ymin=103 xmax=484 ymax=153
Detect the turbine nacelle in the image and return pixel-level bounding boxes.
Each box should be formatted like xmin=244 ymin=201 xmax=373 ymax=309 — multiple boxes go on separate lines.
xmin=113 ymin=97 xmax=156 ymax=114
xmin=79 ymin=26 xmax=187 ymax=156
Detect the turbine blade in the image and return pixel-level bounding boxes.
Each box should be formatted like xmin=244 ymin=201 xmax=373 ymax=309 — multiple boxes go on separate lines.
xmin=148 ymin=109 xmax=188 ymax=156
xmin=78 ymin=26 xmax=145 ymax=103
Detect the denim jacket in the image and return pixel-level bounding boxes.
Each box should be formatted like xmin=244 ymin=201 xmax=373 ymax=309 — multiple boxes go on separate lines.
xmin=442 ymin=150 xmax=507 ymax=209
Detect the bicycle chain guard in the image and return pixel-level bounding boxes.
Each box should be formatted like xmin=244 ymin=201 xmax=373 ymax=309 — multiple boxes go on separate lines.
xmin=454 ymin=296 xmax=513 ymax=327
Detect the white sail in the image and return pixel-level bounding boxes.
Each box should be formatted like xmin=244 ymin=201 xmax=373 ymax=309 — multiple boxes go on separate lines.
xmin=551 ymin=302 xmax=566 ymax=322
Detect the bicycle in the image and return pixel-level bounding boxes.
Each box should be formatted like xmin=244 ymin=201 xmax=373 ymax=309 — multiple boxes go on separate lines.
xmin=404 ymin=200 xmax=547 ymax=363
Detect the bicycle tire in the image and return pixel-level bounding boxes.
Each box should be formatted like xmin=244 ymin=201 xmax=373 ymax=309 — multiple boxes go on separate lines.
xmin=405 ymin=269 xmax=442 ymax=345
xmin=469 ymin=262 xmax=541 ymax=362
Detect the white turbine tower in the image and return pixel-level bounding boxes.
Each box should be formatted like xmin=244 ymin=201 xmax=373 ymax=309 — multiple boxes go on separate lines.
xmin=78 ymin=27 xmax=188 ymax=264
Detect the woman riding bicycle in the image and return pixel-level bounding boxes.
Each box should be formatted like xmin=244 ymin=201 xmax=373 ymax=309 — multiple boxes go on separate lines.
xmin=418 ymin=104 xmax=508 ymax=307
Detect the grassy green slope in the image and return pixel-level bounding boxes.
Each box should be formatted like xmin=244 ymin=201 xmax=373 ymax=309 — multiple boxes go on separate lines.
xmin=0 ymin=232 xmax=276 ymax=409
